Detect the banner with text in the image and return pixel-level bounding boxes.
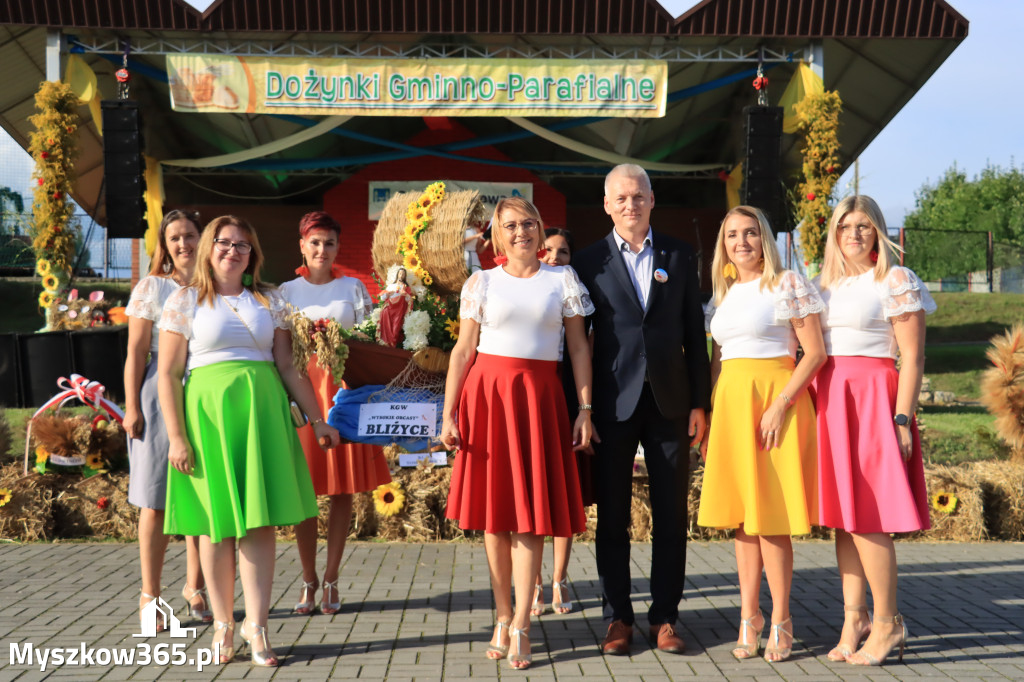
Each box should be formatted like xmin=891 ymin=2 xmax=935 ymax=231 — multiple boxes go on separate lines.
xmin=368 ymin=181 xmax=533 ymax=221
xmin=357 ymin=402 xmax=438 ymax=440
xmin=166 ymin=56 xmax=667 ymax=118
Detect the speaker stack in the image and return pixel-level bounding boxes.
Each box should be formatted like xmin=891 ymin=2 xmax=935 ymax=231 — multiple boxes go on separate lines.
xmin=101 ymin=100 xmax=147 ymax=239
xmin=742 ymin=105 xmax=791 ymax=233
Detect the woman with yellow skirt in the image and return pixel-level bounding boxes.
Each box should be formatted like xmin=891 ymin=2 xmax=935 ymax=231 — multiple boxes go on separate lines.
xmin=698 ymin=206 xmax=825 ymax=663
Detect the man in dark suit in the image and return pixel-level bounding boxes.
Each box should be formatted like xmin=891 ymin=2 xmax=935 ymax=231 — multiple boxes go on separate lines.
xmin=573 ymin=164 xmax=711 ymax=655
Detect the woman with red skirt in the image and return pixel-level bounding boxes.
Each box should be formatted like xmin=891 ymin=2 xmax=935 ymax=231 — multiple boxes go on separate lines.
xmin=443 ymin=198 xmax=595 ymax=670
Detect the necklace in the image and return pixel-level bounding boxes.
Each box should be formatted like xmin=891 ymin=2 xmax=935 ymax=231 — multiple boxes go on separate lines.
xmin=220 ymin=291 xmax=244 ymax=312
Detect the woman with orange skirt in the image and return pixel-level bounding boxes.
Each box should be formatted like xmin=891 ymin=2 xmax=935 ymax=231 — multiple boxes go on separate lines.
xmin=279 ymin=211 xmax=392 ymax=615
xmin=443 ymin=198 xmax=595 ymax=670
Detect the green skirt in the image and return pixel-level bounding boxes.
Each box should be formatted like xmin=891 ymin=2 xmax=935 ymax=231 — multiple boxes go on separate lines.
xmin=164 ymin=360 xmax=317 ymax=542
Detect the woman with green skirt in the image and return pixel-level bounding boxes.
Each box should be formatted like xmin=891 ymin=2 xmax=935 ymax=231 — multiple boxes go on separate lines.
xmin=157 ymin=215 xmax=339 ymax=667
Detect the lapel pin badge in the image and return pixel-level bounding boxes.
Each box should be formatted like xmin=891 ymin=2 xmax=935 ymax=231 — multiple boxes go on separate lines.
xmin=654 ymin=268 xmax=668 ymax=283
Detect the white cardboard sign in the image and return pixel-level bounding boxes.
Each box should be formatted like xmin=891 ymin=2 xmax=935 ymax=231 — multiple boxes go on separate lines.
xmin=357 ymin=402 xmax=438 ymax=439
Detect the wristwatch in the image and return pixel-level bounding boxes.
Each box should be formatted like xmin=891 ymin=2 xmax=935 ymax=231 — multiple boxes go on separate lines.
xmin=893 ymin=413 xmax=910 ymax=427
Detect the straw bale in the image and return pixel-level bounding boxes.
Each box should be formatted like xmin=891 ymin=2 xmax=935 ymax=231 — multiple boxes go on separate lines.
xmin=52 ymin=471 xmax=138 ymax=539
xmin=972 ymin=460 xmax=1024 ymax=541
xmin=908 ymin=464 xmax=987 ymax=541
xmin=0 ymin=462 xmax=54 ymax=541
xmin=372 ymin=189 xmax=485 ymax=296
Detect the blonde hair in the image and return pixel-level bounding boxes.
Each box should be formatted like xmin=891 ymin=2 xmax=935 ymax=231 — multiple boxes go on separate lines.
xmin=192 ymin=215 xmax=271 ymax=308
xmin=148 ymin=210 xmax=200 ymax=278
xmin=710 ymin=206 xmax=784 ymax=305
xmin=819 ymin=195 xmax=901 ymax=289
xmin=490 ymin=197 xmax=544 ymax=257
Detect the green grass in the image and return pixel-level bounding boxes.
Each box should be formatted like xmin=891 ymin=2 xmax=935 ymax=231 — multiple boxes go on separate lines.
xmin=927 ymin=292 xmax=1024 ymax=343
xmin=924 ymin=343 xmax=990 ymax=401
xmin=918 ymin=405 xmax=1010 ymax=465
xmin=0 ymin=279 xmax=132 ymax=334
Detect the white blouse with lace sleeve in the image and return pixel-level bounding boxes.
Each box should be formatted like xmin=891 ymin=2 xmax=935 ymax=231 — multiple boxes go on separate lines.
xmin=883 ymin=266 xmax=938 ymax=319
xmin=774 ymin=270 xmax=825 ymax=321
xmin=126 ymin=276 xmax=182 ymax=353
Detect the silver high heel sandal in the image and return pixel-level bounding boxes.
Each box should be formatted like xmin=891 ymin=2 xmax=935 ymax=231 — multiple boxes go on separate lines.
xmin=212 ymin=620 xmax=235 ymax=663
xmin=732 ymin=609 xmax=764 ymax=659
xmin=848 ymin=613 xmax=907 ymax=666
xmin=486 ymin=620 xmax=511 ymax=659
xmin=293 ymin=579 xmax=318 ymax=614
xmin=321 ymin=579 xmax=341 ymax=615
xmin=827 ymin=605 xmax=870 ymax=662
xmin=240 ymin=619 xmax=279 ymax=667
xmin=139 ymin=591 xmax=166 ymax=633
xmin=764 ymin=617 xmax=793 ymax=662
xmin=181 ymin=584 xmax=213 ymax=623
xmin=551 ymin=576 xmax=574 ymax=614
xmin=507 ymin=624 xmax=532 ymax=669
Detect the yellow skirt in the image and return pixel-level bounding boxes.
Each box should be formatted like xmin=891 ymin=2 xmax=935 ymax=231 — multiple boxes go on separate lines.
xmin=697 ymin=357 xmax=817 ymax=536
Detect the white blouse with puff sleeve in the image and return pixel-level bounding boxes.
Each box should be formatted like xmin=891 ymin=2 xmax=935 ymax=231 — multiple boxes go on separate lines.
xmin=706 ymin=270 xmax=824 ymax=361
xmin=125 ymin=275 xmax=182 ymax=354
xmin=278 ymin=275 xmax=372 ymax=329
xmin=817 ymin=265 xmax=937 ymax=359
xmin=460 ymin=263 xmax=594 ymax=361
xmin=158 ymin=287 xmax=290 ymax=371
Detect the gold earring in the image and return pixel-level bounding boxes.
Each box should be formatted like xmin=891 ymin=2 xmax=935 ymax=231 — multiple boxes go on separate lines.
xmin=758 ymin=257 xmax=765 ymax=272
xmin=723 ymin=262 xmax=738 ymax=279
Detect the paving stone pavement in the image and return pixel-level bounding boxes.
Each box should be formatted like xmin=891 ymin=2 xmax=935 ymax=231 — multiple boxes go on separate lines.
xmin=1 ymin=540 xmax=1022 ymax=680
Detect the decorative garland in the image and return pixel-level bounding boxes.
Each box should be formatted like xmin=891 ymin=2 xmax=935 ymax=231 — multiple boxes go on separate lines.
xmin=793 ymin=91 xmax=843 ymax=272
xmin=28 ymin=81 xmax=80 ymax=311
xmin=396 ymin=181 xmax=446 ymax=286
xmin=287 ymin=310 xmax=351 ymax=385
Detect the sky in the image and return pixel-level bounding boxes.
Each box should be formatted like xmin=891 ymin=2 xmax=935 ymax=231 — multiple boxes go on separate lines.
xmin=3 ymin=0 xmax=1017 ymax=228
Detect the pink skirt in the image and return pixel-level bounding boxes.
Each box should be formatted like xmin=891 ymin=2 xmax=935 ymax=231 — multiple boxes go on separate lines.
xmin=445 ymin=353 xmax=586 ymax=536
xmin=814 ymin=356 xmax=930 ymax=533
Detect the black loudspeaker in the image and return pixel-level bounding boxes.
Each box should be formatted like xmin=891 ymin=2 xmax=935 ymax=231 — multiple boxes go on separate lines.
xmin=18 ymin=331 xmax=73 ymax=408
xmin=0 ymin=333 xmax=22 ymax=407
xmin=70 ymin=327 xmax=129 ymax=404
xmin=742 ymin=105 xmax=791 ymax=233
xmin=102 ymin=100 xmax=147 ymax=238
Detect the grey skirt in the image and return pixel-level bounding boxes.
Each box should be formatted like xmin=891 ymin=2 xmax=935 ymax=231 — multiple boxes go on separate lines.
xmin=127 ymin=354 xmax=170 ymax=509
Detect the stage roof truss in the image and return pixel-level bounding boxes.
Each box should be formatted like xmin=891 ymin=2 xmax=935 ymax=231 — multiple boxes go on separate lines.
xmin=67 ymin=35 xmax=808 ymax=63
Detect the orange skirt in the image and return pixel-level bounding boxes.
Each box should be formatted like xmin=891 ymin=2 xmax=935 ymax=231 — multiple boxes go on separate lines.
xmin=298 ymin=359 xmax=391 ymax=496
xmin=445 ymin=353 xmax=586 ymax=537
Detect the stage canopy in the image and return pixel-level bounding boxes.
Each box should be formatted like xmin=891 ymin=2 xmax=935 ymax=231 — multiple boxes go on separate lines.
xmin=0 ymin=0 xmax=968 ymax=222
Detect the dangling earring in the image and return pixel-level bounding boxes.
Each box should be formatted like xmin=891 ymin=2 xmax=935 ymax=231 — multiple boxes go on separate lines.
xmin=242 ymin=272 xmax=254 ymax=286
xmin=758 ymin=257 xmax=765 ymax=272
xmin=869 ymin=250 xmax=878 ymax=263
xmin=295 ymin=254 xmax=311 ymax=278
xmin=723 ymin=262 xmax=737 ymax=279
xmin=162 ymin=257 xmax=172 ymax=274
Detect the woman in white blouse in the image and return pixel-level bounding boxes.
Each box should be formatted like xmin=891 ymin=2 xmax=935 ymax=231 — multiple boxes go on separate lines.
xmin=441 ymin=197 xmax=595 ymax=670
xmin=815 ymin=196 xmax=936 ymax=666
xmin=124 ymin=210 xmax=208 ymax=629
xmin=698 ymin=206 xmax=825 ymax=663
xmin=279 ymin=211 xmax=391 ymax=616
xmin=158 ymin=216 xmax=339 ymax=666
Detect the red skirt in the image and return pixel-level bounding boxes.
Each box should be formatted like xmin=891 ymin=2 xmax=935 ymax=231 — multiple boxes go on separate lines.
xmin=814 ymin=356 xmax=930 ymax=533
xmin=445 ymin=353 xmax=586 ymax=536
xmin=298 ymin=360 xmax=391 ymax=496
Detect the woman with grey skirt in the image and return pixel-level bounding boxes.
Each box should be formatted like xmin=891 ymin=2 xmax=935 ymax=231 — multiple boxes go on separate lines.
xmin=124 ymin=210 xmax=209 ymax=630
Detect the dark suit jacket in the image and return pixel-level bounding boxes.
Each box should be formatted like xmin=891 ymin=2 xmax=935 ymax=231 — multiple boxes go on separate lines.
xmin=574 ymin=230 xmax=711 ymax=422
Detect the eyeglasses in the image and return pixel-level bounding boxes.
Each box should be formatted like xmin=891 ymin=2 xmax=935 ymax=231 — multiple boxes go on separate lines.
xmin=837 ymin=223 xmax=875 ymax=235
xmin=213 ymin=238 xmax=253 ymax=254
xmin=501 ymin=219 xmax=539 ymax=232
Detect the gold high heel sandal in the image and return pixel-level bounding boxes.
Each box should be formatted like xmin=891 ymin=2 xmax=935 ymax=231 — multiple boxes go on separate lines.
xmin=827 ymin=605 xmax=871 ymax=662
xmin=486 ymin=620 xmax=511 ymax=659
xmin=321 ymin=579 xmax=341 ymax=615
xmin=732 ymin=609 xmax=764 ymax=660
xmin=212 ymin=620 xmax=235 ymax=664
xmin=293 ymin=579 xmax=318 ymax=614
xmin=764 ymin=617 xmax=793 ymax=662
xmin=507 ymin=625 xmax=532 ymax=670
xmin=847 ymin=613 xmax=907 ymax=666
xmin=551 ymin=576 xmax=574 ymax=614
xmin=139 ymin=591 xmax=166 ymax=633
xmin=240 ymin=619 xmax=279 ymax=667
xmin=181 ymin=584 xmax=213 ymax=623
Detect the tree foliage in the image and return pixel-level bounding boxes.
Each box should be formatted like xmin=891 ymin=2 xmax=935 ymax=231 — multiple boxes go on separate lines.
xmin=904 ymin=163 xmax=1024 ymax=281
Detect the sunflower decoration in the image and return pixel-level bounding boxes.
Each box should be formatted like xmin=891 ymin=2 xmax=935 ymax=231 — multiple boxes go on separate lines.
xmin=34 ymin=446 xmax=50 ymax=465
xmin=36 ymin=259 xmax=51 ymax=276
xmin=38 ymin=291 xmax=54 ymax=308
xmin=372 ymin=481 xmax=406 ymax=517
xmin=85 ymin=453 xmax=107 ymax=471
xmin=41 ymin=272 xmax=59 ymax=291
xmin=0 ymin=487 xmax=12 ymax=508
xmin=931 ymin=491 xmax=958 ymax=515
xmin=395 ymin=181 xmax=446 ymax=288
xmin=445 ymin=317 xmax=460 ymax=341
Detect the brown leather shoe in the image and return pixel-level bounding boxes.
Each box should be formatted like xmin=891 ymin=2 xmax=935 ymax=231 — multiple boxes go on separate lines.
xmin=649 ymin=622 xmax=686 ymax=654
xmin=602 ymin=620 xmax=633 ymax=655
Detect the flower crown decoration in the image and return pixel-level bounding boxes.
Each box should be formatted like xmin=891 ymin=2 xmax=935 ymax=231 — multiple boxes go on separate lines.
xmin=396 ymin=181 xmax=446 ymax=287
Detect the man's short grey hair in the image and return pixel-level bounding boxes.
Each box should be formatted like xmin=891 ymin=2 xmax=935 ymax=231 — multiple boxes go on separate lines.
xmin=604 ymin=164 xmax=652 ymax=196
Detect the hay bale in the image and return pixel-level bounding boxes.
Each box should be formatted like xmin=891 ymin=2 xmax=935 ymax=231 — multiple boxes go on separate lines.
xmin=972 ymin=460 xmax=1024 ymax=541
xmin=53 ymin=472 xmax=138 ymax=539
xmin=0 ymin=462 xmax=54 ymax=541
xmin=910 ymin=464 xmax=987 ymax=541
xmin=372 ymin=188 xmax=485 ymax=296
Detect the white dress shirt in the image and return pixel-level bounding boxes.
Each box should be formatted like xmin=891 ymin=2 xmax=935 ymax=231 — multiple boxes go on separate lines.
xmin=612 ymin=227 xmax=654 ymax=309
